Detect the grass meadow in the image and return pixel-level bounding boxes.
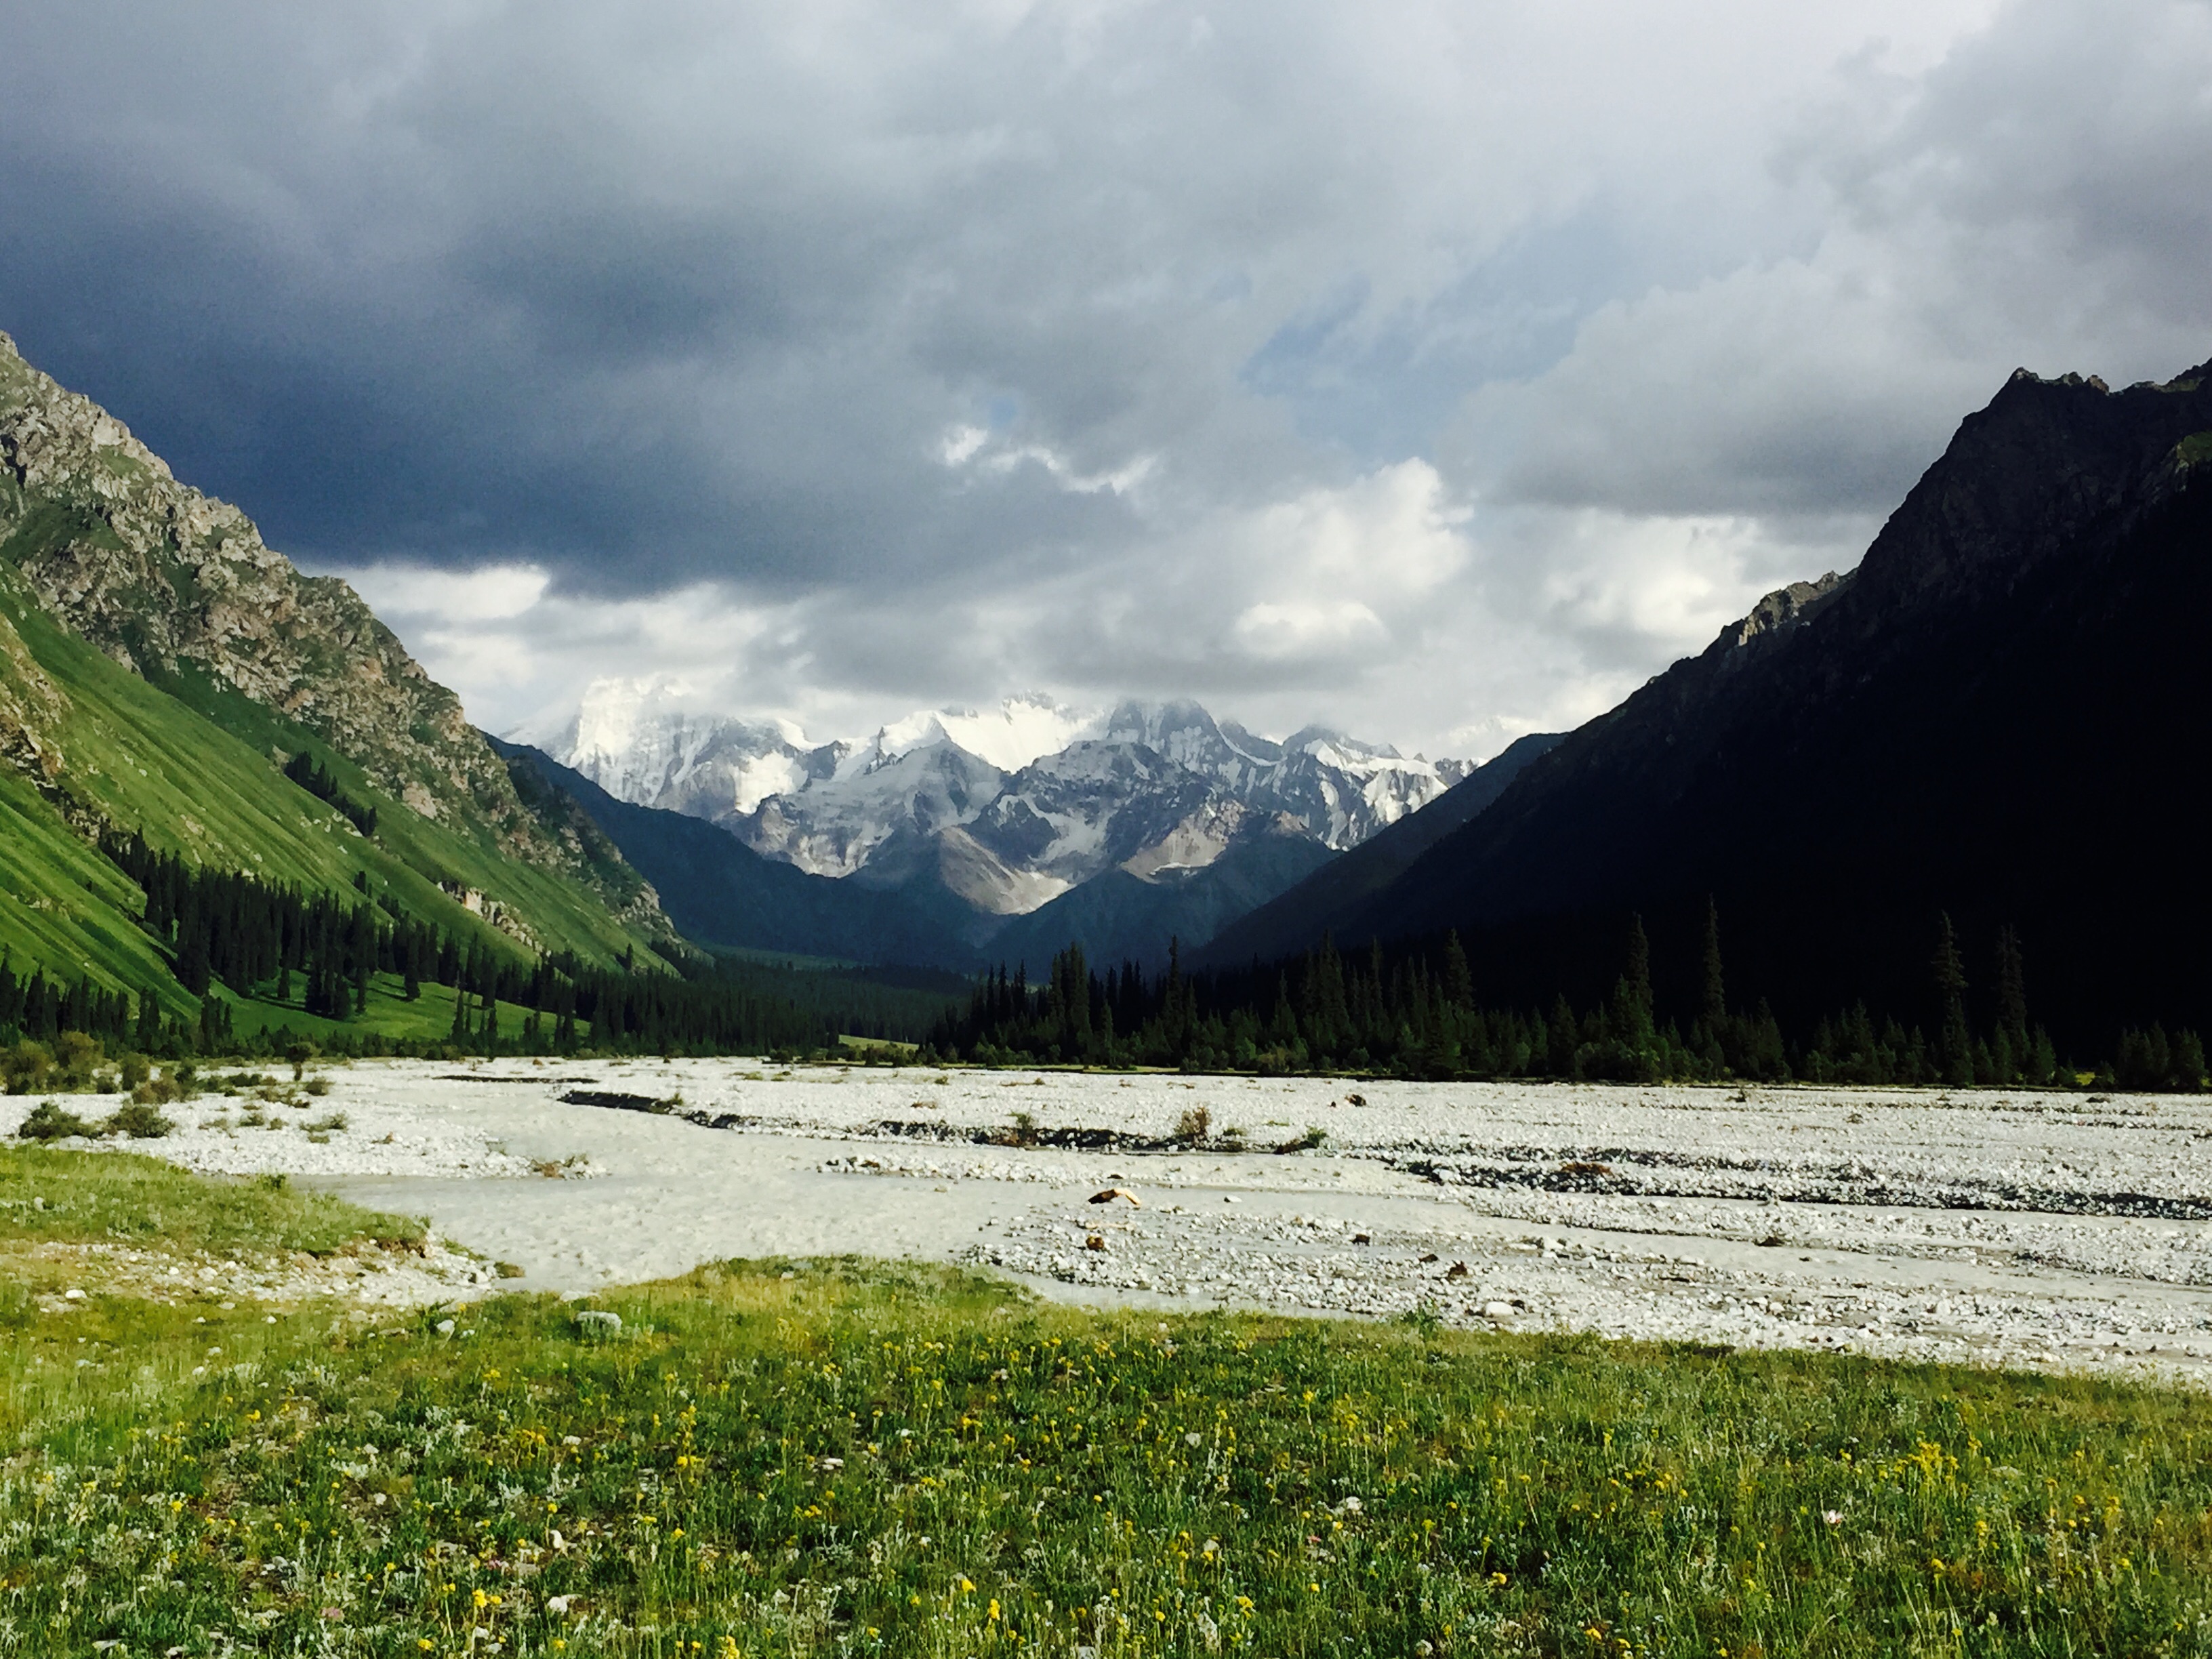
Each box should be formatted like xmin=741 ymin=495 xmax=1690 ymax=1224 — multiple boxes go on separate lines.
xmin=3 ymin=1146 xmax=2210 ymax=1657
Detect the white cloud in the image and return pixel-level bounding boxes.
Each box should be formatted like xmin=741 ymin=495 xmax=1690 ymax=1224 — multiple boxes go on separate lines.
xmin=7 ymin=0 xmax=2209 ymax=763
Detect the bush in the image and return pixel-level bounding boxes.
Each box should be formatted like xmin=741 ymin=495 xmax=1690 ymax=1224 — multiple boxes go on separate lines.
xmin=3 ymin=1041 xmax=52 ymax=1095
xmin=131 ymin=1073 xmax=187 ymax=1106
xmin=53 ymin=1031 xmax=102 ymax=1080
xmin=104 ymin=1101 xmax=176 ymax=1140
xmin=1174 ymin=1105 xmax=1212 ymax=1144
xmin=16 ymin=1101 xmax=98 ymax=1141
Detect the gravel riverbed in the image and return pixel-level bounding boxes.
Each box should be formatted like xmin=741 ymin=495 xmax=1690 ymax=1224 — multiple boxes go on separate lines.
xmin=8 ymin=1059 xmax=2208 ymax=1384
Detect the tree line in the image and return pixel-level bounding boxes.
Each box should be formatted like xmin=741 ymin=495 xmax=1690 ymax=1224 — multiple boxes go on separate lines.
xmin=925 ymin=903 xmax=2209 ymax=1090
xmin=282 ymin=752 xmax=377 ymax=836
xmin=0 ymin=832 xmax=842 ymax=1059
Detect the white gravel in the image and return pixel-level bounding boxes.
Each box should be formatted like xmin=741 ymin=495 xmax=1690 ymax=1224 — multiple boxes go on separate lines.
xmin=9 ymin=1059 xmax=2211 ymax=1383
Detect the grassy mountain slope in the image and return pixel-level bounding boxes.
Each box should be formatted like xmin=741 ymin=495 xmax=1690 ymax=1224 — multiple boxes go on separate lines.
xmin=0 ymin=767 xmax=184 ymax=1008
xmin=0 ymin=554 xmax=661 ymax=996
xmin=0 ymin=331 xmax=682 ymax=987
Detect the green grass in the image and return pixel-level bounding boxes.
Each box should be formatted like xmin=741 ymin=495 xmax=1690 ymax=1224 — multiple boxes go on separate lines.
xmin=5 ymin=1157 xmax=2212 ymax=1657
xmin=0 ymin=562 xmax=668 ymax=1011
xmin=0 ymin=1144 xmax=422 ymax=1260
xmin=0 ymin=766 xmax=191 ymax=1010
xmin=219 ymin=971 xmax=562 ymax=1048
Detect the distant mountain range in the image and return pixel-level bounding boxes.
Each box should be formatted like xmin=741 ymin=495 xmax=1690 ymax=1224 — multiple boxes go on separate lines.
xmin=1216 ymin=358 xmax=2212 ymax=1050
xmin=512 ymin=686 xmax=1495 ymax=969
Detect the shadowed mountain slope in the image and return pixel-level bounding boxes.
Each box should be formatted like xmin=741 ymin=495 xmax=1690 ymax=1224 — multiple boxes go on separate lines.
xmin=1294 ymin=361 xmax=2212 ymax=1048
xmin=493 ymin=741 xmax=981 ymax=970
xmin=982 ymin=812 xmax=1338 ymax=975
xmin=1191 ymin=732 xmax=1562 ymax=970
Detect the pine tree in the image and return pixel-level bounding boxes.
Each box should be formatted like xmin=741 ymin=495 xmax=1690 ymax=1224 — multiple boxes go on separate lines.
xmin=1698 ymin=897 xmax=1726 ymax=1036
xmin=1933 ymin=912 xmax=1972 ymax=1086
xmin=1442 ymin=931 xmax=1475 ymax=1011
xmin=1994 ymin=925 xmax=2028 ymax=1057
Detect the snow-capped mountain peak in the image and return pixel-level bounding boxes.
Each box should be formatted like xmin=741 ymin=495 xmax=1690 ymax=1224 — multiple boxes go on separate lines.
xmin=871 ymin=692 xmax=1103 ymax=773
xmin=520 ymin=689 xmax=1471 ymax=906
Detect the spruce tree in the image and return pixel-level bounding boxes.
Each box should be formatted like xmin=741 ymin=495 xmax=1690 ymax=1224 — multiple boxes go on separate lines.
xmin=1698 ymin=897 xmax=1726 ymax=1037
xmin=1618 ymin=914 xmax=1655 ymax=1044
xmin=1442 ymin=931 xmax=1475 ymax=1011
xmin=177 ymin=928 xmax=212 ymax=998
xmin=1933 ymin=912 xmax=1972 ymax=1086
xmin=1994 ymin=925 xmax=2028 ymax=1056
xmin=134 ymin=989 xmax=161 ymax=1052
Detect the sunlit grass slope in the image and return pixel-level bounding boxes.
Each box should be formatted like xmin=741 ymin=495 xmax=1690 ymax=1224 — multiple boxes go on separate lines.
xmin=0 ymin=561 xmax=662 ymax=1003
xmin=0 ymin=766 xmax=190 ymax=1008
xmin=5 ymin=1151 xmax=2210 ymax=1657
xmin=219 ymin=971 xmax=563 ymax=1048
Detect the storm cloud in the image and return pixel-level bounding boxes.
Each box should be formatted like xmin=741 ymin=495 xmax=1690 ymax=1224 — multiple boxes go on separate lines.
xmin=4 ymin=0 xmax=2207 ymax=753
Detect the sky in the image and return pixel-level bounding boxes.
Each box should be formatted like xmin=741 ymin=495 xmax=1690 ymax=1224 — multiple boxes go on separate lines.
xmin=5 ymin=0 xmax=2211 ymax=759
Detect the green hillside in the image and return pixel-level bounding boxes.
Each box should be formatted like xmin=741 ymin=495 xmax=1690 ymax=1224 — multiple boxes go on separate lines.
xmin=220 ymin=971 xmax=562 ymax=1048
xmin=0 ymin=767 xmax=186 ymax=1010
xmin=0 ymin=554 xmax=668 ymax=1020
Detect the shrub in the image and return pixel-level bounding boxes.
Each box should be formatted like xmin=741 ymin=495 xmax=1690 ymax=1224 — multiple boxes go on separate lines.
xmin=16 ymin=1101 xmax=98 ymax=1141
xmin=131 ymin=1074 xmax=186 ymax=1107
xmin=53 ymin=1031 xmax=102 ymax=1079
xmin=104 ymin=1101 xmax=175 ymax=1139
xmin=3 ymin=1042 xmax=52 ymax=1094
xmin=1174 ymin=1105 xmax=1212 ymax=1144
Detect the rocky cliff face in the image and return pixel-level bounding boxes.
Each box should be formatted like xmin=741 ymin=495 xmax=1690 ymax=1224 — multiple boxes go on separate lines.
xmin=0 ymin=330 xmax=674 ymax=946
xmin=0 ymin=602 xmax=67 ymax=787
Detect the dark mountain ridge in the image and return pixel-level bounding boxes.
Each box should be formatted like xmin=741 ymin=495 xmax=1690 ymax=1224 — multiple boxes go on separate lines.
xmin=1293 ymin=361 xmax=2212 ymax=1050
xmin=1192 ymin=731 xmax=1563 ymax=970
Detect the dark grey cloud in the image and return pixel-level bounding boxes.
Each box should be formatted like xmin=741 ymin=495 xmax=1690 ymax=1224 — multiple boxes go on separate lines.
xmin=5 ymin=0 xmax=2208 ymax=755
